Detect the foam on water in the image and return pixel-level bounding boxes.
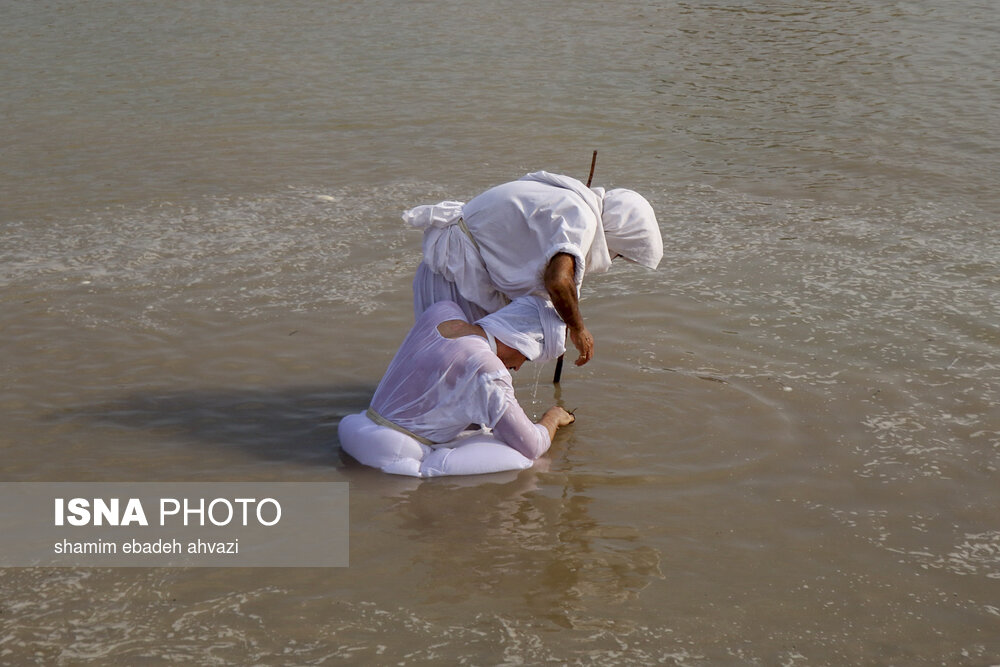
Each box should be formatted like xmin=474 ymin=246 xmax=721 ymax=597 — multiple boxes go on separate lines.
xmin=615 ymin=183 xmax=1000 ymax=483
xmin=2 ymin=184 xmax=445 ymax=328
xmin=4 ymin=180 xmax=998 ymax=665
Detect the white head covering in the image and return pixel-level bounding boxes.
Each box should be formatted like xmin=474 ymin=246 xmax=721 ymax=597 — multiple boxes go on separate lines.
xmin=475 ymin=296 xmax=566 ymax=363
xmin=482 ymin=329 xmax=497 ymax=354
xmin=600 ymin=189 xmax=663 ymax=270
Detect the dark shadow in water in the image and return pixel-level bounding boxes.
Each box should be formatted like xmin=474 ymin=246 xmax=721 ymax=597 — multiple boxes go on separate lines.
xmin=70 ymin=384 xmax=375 ymax=467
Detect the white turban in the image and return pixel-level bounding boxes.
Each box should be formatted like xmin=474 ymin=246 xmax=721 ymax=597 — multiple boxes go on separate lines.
xmin=601 ymin=188 xmax=663 ymax=270
xmin=475 ymin=296 xmax=566 ymax=363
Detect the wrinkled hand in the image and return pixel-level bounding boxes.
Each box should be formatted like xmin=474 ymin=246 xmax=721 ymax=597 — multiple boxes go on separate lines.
xmin=545 ymin=406 xmax=576 ymax=428
xmin=569 ymin=325 xmax=595 ymax=366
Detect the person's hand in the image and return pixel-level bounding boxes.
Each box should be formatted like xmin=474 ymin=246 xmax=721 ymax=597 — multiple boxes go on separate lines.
xmin=545 ymin=406 xmax=576 ymax=428
xmin=569 ymin=325 xmax=595 ymax=366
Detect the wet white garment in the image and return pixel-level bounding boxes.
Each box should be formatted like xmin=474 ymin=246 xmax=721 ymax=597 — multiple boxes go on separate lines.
xmin=338 ymin=301 xmax=551 ymax=477
xmin=403 ymin=171 xmax=662 ymax=318
xmin=338 ymin=414 xmax=536 ymax=477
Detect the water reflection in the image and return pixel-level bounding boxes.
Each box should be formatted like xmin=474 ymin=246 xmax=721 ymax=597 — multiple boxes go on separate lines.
xmin=388 ymin=460 xmax=664 ymax=629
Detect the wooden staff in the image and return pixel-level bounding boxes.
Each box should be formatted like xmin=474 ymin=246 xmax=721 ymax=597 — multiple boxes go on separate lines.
xmin=553 ymin=150 xmax=598 ymax=384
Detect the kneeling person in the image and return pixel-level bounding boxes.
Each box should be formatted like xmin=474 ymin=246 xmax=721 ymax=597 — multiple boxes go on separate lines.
xmin=338 ymin=297 xmax=575 ymax=477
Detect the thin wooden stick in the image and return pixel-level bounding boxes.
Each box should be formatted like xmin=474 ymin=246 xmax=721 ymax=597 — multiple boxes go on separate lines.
xmin=553 ymin=150 xmax=598 ymax=384
xmin=586 ymin=149 xmax=598 ymax=187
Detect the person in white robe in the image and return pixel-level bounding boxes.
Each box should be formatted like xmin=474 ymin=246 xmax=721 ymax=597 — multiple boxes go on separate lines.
xmin=402 ymin=171 xmax=663 ymax=367
xmin=338 ymin=296 xmax=575 ymax=478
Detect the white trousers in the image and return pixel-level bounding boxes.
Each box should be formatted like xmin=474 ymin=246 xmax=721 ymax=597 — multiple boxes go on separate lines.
xmin=338 ymin=412 xmax=533 ymax=478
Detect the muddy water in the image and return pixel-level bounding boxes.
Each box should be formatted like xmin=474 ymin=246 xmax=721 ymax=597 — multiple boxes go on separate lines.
xmin=2 ymin=0 xmax=998 ymax=663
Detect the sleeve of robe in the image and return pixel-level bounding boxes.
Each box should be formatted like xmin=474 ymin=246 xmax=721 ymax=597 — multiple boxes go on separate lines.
xmin=490 ymin=384 xmax=552 ymax=460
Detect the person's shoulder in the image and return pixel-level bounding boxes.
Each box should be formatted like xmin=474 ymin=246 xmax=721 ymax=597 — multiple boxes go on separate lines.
xmin=476 ymin=356 xmax=513 ymax=387
xmin=460 ymin=336 xmax=507 ymax=375
xmin=423 ymin=300 xmax=468 ymax=323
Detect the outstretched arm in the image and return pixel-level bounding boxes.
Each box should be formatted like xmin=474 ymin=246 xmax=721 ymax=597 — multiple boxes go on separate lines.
xmin=544 ymin=253 xmax=594 ymax=365
xmin=493 ymin=401 xmax=575 ymax=459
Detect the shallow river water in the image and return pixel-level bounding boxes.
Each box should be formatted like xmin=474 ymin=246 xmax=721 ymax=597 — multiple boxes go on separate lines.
xmin=2 ymin=0 xmax=998 ymax=663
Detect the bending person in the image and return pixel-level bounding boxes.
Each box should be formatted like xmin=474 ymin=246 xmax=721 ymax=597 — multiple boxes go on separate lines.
xmin=338 ymin=297 xmax=576 ymax=478
xmin=403 ymin=171 xmax=663 ymax=366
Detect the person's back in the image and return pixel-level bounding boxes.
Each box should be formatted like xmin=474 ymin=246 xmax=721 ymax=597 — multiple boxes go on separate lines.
xmin=370 ymin=301 xmax=512 ymax=445
xmin=462 ymin=179 xmax=598 ymax=299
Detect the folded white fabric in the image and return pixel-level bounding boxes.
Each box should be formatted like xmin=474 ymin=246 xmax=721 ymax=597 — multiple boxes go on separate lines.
xmin=475 ymin=295 xmax=566 ymax=363
xmin=402 ymin=201 xmax=511 ymax=314
xmin=400 ymin=200 xmax=465 ymax=230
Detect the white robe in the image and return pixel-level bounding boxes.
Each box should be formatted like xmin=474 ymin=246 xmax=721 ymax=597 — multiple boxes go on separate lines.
xmin=338 ymin=301 xmax=551 ymax=477
xmin=404 ymin=172 xmax=613 ymax=318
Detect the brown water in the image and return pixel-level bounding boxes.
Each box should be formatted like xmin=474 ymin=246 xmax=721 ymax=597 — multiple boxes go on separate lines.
xmin=2 ymin=0 xmax=998 ymax=663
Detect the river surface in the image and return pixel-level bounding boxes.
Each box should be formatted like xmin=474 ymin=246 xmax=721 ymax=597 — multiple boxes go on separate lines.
xmin=2 ymin=0 xmax=998 ymax=663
